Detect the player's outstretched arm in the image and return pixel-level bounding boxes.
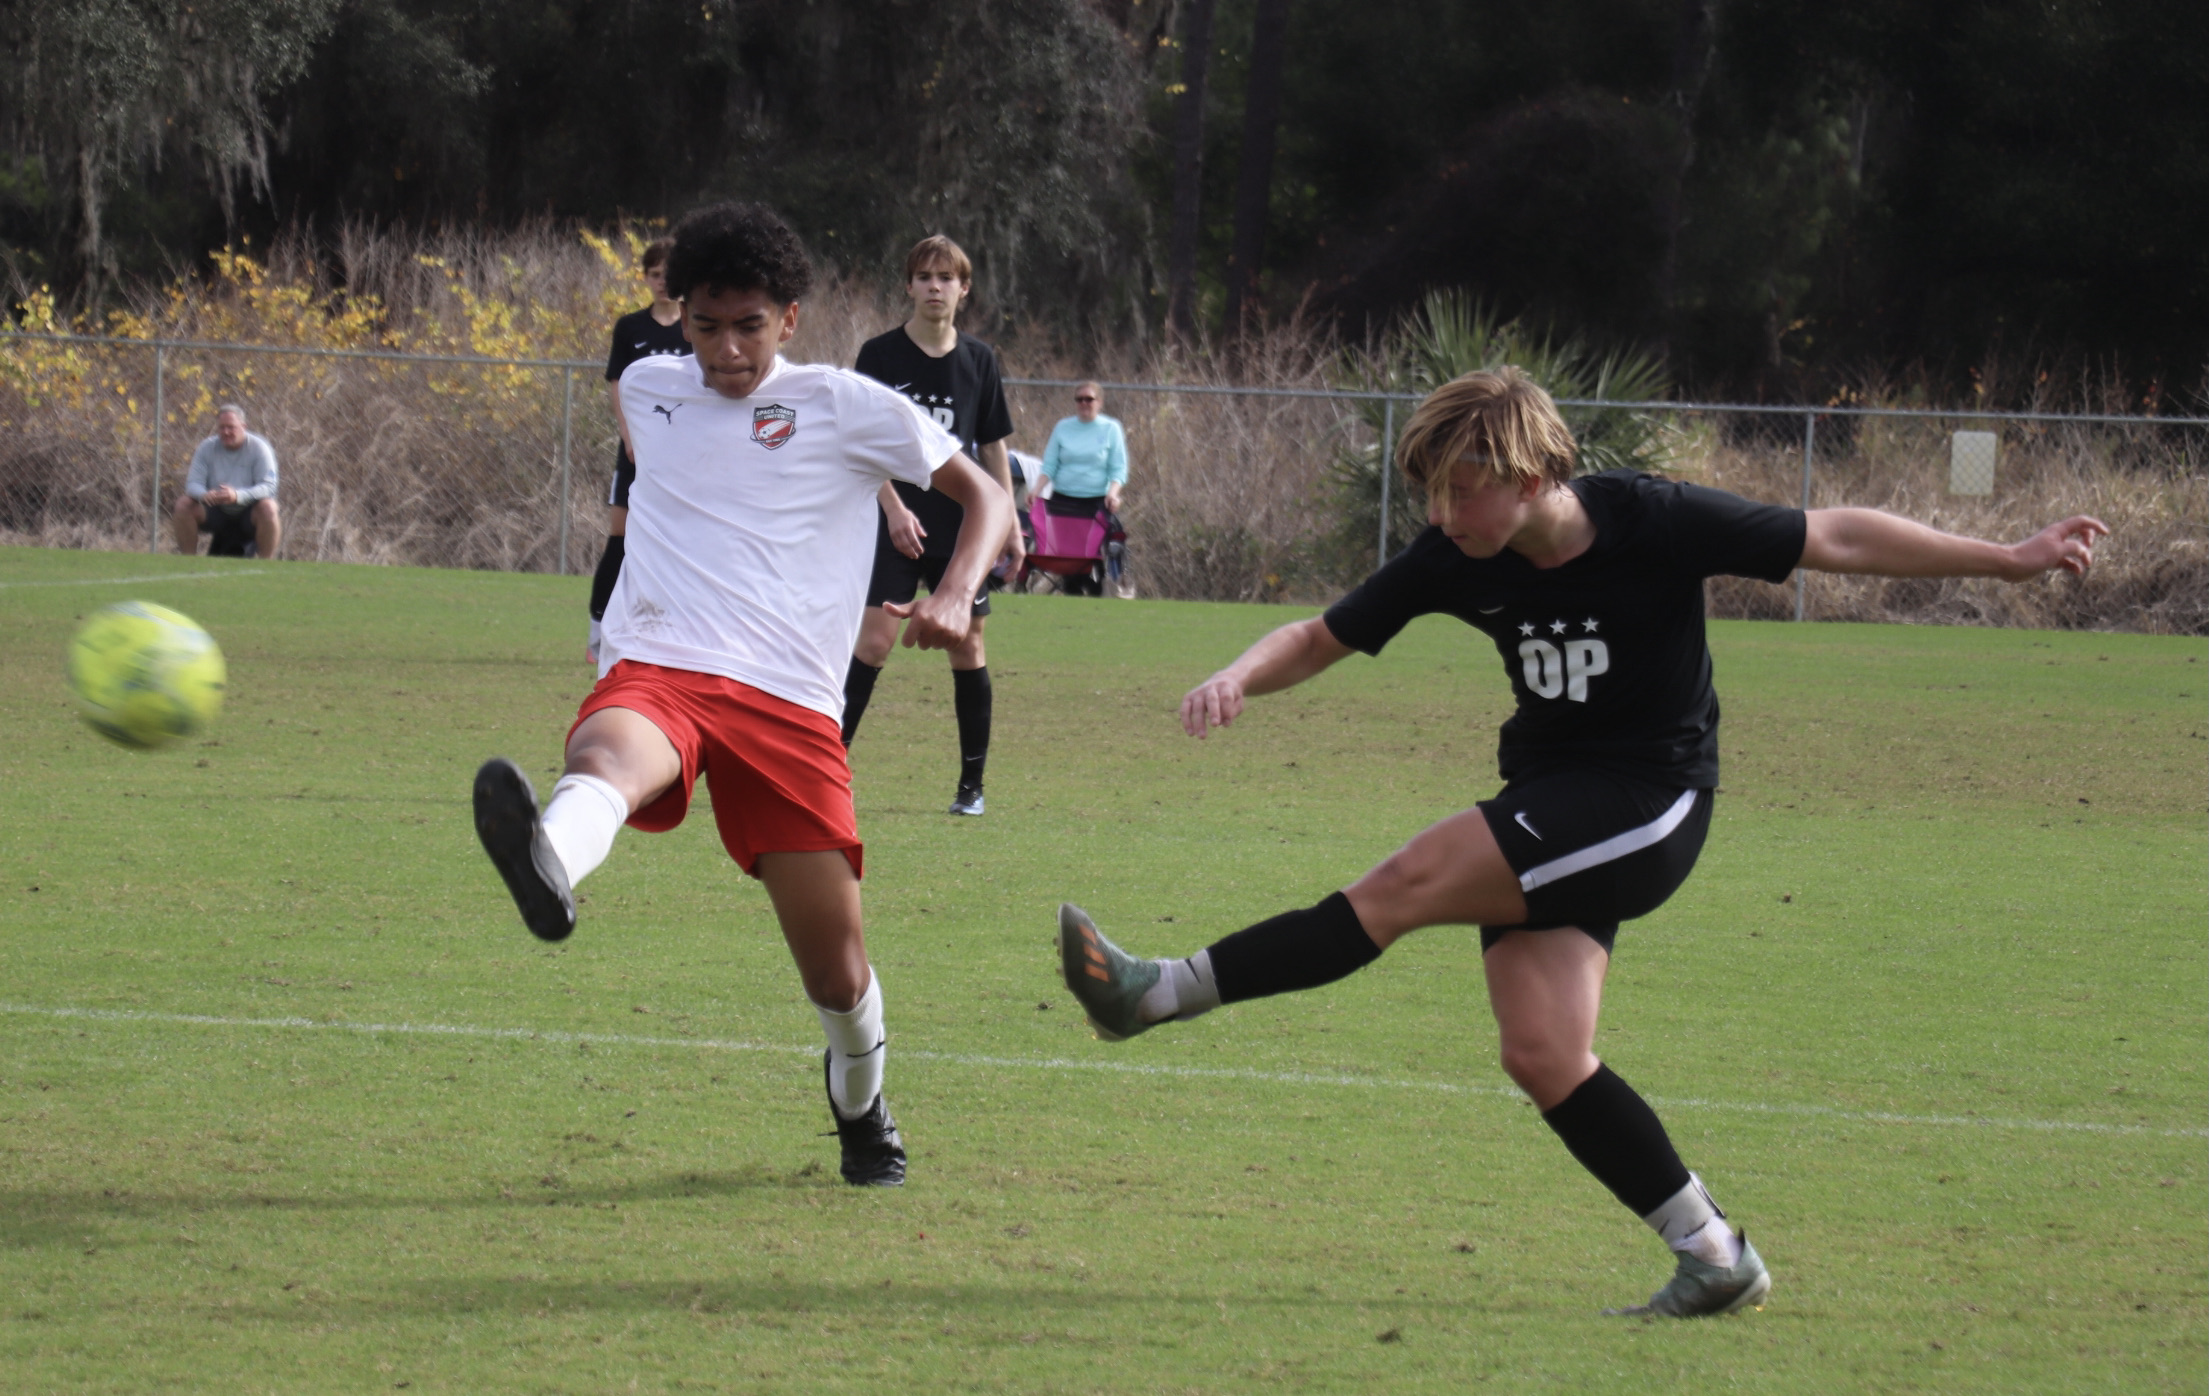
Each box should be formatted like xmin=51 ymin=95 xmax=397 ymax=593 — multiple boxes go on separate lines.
xmin=1181 ymin=617 xmax=1355 ymax=738
xmin=888 ymin=452 xmax=1013 ymax=651
xmin=1799 ymin=509 xmax=2108 ymax=582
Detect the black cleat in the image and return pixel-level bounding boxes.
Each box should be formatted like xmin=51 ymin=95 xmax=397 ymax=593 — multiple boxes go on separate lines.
xmin=472 ymin=757 xmax=575 ymax=942
xmin=824 ymin=1051 xmax=907 ymax=1186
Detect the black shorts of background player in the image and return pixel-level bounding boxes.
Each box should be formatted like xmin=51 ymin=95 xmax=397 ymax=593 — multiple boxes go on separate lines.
xmin=839 ymin=235 xmax=1023 ymax=816
xmin=1057 ymin=367 xmax=2109 ymax=1318
xmin=588 ymin=236 xmax=686 ymax=662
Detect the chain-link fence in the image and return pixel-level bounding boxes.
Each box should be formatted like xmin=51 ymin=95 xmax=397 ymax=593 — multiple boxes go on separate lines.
xmin=5 ymin=332 xmax=2203 ymax=632
xmin=0 ymin=331 xmax=615 ymax=573
xmin=1007 ymin=377 xmax=2208 ymax=633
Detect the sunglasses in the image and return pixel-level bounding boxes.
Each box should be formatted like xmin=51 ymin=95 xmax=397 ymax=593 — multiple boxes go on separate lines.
xmin=1075 ymin=395 xmax=1097 ymax=403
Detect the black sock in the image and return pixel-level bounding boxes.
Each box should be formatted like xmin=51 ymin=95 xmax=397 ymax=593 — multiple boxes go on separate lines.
xmin=1539 ymin=1063 xmax=1693 ymax=1217
xmin=588 ymin=535 xmax=626 ymax=621
xmin=952 ymin=665 xmax=991 ymax=791
xmin=840 ymin=658 xmax=882 ymax=747
xmin=1205 ymin=892 xmax=1380 ymax=1003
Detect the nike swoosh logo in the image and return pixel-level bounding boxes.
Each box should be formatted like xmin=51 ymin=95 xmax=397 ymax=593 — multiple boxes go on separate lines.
xmin=892 ymin=382 xmax=913 ymax=392
xmin=1478 ymin=604 xmax=1505 ymax=614
xmin=1513 ymin=811 xmax=1542 ymax=839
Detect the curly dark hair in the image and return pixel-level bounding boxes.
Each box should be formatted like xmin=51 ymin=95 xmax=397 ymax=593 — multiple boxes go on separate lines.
xmin=664 ymin=203 xmax=813 ymax=305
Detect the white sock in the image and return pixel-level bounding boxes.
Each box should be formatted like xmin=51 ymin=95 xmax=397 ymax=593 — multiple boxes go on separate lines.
xmin=815 ymin=970 xmax=885 ymax=1120
xmin=539 ymin=773 xmax=627 ymax=886
xmin=1643 ymin=1174 xmax=1741 ymax=1267
xmin=1136 ymin=949 xmax=1220 ymax=1024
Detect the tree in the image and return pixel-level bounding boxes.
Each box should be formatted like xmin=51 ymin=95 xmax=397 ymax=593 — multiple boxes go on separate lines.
xmin=1221 ymin=0 xmax=1289 ymax=335
xmin=1165 ymin=0 xmax=1217 ymax=335
xmin=0 ymin=0 xmax=340 ymax=293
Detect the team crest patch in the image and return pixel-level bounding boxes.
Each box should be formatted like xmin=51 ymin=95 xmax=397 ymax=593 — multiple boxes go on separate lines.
xmin=751 ymin=404 xmax=797 ymax=450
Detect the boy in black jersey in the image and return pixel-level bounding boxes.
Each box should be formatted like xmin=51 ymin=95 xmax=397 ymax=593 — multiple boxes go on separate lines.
xmin=1058 ymin=368 xmax=2108 ymax=1318
xmin=839 ymin=236 xmax=1023 ymax=815
xmin=588 ymin=237 xmax=687 ymax=664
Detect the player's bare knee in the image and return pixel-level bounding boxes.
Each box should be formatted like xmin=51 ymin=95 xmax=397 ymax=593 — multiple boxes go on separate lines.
xmin=1497 ymin=1034 xmax=1576 ymax=1095
xmin=1366 ymin=848 xmax=1442 ymax=910
xmin=253 ymin=498 xmax=280 ymax=523
xmin=804 ymin=970 xmax=867 ymax=1014
xmin=854 ymin=610 xmax=897 ymax=665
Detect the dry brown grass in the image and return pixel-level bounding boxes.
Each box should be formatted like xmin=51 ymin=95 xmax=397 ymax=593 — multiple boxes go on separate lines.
xmin=1694 ymin=412 xmax=2206 ymax=635
xmin=3 ymin=224 xmax=2201 ymax=632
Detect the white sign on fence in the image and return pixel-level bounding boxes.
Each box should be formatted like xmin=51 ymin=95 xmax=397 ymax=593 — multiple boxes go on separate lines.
xmin=1950 ymin=430 xmax=1997 ymax=495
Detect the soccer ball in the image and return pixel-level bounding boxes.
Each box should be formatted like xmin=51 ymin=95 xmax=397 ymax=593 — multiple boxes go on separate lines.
xmin=67 ymin=601 xmax=227 ymax=750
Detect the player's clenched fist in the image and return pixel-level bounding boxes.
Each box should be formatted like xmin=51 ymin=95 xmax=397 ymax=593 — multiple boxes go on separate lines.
xmin=2008 ymin=514 xmax=2108 ymax=579
xmin=1181 ymin=673 xmax=1246 ymax=738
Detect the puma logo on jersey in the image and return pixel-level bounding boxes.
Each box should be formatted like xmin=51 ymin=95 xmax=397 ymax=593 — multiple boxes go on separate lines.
xmin=1513 ymin=810 xmax=1543 ymax=840
xmin=651 ymin=404 xmax=681 ymax=425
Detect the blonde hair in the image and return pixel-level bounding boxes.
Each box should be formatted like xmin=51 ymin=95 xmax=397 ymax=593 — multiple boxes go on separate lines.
xmin=904 ymin=234 xmax=972 ymax=285
xmin=1395 ymin=367 xmax=1576 ymax=500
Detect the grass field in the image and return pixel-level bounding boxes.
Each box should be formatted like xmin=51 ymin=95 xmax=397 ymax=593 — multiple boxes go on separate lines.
xmin=1 ymin=546 xmax=2202 ymax=1394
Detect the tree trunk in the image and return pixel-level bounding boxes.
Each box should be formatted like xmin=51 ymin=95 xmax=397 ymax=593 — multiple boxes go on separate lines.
xmin=1655 ymin=0 xmax=1719 ymax=357
xmin=1166 ymin=0 xmax=1216 ymax=337
xmin=1222 ymin=0 xmax=1289 ymax=337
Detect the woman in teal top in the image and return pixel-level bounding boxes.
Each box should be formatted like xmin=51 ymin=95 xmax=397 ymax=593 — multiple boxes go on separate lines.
xmin=1039 ymin=382 xmax=1129 ymax=514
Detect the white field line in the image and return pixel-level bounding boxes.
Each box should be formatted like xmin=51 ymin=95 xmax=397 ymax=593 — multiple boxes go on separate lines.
xmin=5 ymin=1001 xmax=2202 ymax=1142
xmin=0 ymin=569 xmax=267 ymax=589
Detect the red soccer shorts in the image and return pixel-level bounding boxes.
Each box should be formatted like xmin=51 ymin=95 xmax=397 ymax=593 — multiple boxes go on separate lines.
xmin=569 ymin=660 xmax=863 ymax=878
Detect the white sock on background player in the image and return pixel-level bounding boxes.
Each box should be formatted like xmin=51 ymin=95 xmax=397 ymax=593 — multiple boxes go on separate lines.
xmin=1644 ymin=1173 xmax=1742 ymax=1267
xmin=539 ymin=773 xmax=627 ymax=885
xmin=816 ymin=970 xmax=886 ymax=1119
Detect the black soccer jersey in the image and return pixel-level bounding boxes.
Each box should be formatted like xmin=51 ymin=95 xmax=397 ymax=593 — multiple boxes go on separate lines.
xmin=605 ymin=308 xmax=689 ymax=383
xmin=1322 ymin=471 xmax=1805 ymax=789
xmin=855 ymin=327 xmax=1014 ymax=559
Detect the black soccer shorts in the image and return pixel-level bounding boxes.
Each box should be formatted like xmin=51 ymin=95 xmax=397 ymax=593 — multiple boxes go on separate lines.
xmin=1476 ymin=771 xmax=1714 ymax=953
xmin=865 ymin=544 xmax=991 ymax=618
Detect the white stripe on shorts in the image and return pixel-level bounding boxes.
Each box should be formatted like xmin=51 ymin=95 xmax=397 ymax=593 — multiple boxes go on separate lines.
xmin=1517 ymin=788 xmax=1699 ymax=894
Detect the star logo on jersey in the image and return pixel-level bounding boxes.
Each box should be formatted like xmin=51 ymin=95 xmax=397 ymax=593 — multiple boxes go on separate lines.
xmin=1583 ymin=618 xmax=1600 ymax=632
xmin=1549 ymin=619 xmax=1569 ymax=635
xmin=751 ymin=403 xmax=797 ymax=450
xmin=1518 ymin=621 xmax=1536 ymax=636
xmin=651 ymin=404 xmax=681 ymax=426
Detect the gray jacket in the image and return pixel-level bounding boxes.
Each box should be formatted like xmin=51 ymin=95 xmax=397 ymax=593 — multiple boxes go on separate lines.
xmin=186 ymin=432 xmax=279 ymax=504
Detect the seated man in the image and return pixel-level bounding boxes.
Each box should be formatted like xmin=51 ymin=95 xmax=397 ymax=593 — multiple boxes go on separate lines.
xmin=171 ymin=404 xmax=280 ymax=558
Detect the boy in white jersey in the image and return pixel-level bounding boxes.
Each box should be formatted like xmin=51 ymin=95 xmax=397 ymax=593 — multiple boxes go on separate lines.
xmin=472 ymin=203 xmax=1011 ymax=1186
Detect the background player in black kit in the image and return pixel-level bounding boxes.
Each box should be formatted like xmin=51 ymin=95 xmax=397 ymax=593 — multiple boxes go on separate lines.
xmin=588 ymin=236 xmax=686 ymax=663
xmin=1057 ymin=368 xmax=2108 ymax=1317
xmin=839 ymin=235 xmax=1023 ymax=815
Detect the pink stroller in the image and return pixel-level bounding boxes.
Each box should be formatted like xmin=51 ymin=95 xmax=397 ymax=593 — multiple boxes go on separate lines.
xmin=1017 ymin=495 xmax=1124 ymax=596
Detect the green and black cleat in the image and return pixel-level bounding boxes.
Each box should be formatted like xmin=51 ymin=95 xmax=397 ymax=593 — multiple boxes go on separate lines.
xmin=1604 ymin=1233 xmax=1771 ymax=1318
xmin=1056 ymin=903 xmax=1161 ymax=1042
xmin=472 ymin=757 xmax=575 ymax=942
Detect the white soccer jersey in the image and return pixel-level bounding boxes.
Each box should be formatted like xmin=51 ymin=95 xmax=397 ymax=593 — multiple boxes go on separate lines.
xmin=601 ymin=353 xmax=959 ymax=719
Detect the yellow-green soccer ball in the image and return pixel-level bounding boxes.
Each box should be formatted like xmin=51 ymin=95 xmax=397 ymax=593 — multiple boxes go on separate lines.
xmin=67 ymin=601 xmax=227 ymax=750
